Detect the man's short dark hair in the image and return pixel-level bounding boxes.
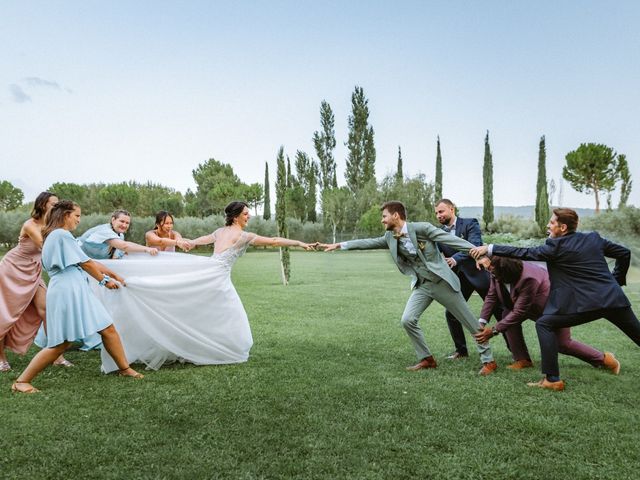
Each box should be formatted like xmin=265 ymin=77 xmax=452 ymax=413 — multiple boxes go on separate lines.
xmin=435 ymin=198 xmax=454 ymax=208
xmin=381 ymin=201 xmax=407 ymax=220
xmin=553 ymin=208 xmax=579 ymax=233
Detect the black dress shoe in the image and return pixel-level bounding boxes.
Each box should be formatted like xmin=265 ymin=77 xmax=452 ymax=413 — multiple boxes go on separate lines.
xmin=446 ymin=351 xmax=469 ymax=360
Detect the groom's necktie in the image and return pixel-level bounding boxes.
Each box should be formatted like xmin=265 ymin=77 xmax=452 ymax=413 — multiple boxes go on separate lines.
xmin=393 ymin=232 xmax=406 ymax=240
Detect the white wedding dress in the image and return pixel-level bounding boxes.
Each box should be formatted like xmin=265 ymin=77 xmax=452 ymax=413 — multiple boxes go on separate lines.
xmin=95 ymin=231 xmax=255 ymax=373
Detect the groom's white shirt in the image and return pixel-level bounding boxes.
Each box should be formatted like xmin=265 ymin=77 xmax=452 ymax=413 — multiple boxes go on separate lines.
xmin=397 ymin=222 xmax=417 ymax=255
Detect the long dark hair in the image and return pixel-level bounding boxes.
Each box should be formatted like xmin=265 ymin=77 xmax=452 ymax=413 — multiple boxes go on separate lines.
xmin=224 ymin=201 xmax=249 ymax=226
xmin=42 ymin=200 xmax=79 ymax=241
xmin=154 ymin=210 xmax=174 ymax=229
xmin=490 ymin=256 xmax=524 ymax=284
xmin=31 ymin=191 xmax=56 ymax=220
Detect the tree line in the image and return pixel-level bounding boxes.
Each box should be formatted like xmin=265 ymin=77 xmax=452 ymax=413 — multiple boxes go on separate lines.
xmin=1 ymin=86 xmax=634 ymax=242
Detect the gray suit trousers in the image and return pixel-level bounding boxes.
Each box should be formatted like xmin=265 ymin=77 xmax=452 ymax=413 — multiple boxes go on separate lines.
xmin=401 ymin=278 xmax=494 ymax=363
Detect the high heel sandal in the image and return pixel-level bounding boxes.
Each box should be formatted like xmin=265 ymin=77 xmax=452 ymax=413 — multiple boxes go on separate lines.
xmin=11 ymin=382 xmax=40 ymax=394
xmin=0 ymin=361 xmax=11 ymax=372
xmin=117 ymin=366 xmax=144 ymax=379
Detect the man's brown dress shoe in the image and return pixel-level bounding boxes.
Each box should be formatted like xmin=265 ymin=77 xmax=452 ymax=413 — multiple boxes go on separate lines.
xmin=506 ymin=359 xmax=534 ymax=370
xmin=446 ymin=352 xmax=468 ymax=360
xmin=478 ymin=360 xmax=498 ymax=376
xmin=527 ymin=378 xmax=565 ymax=391
xmin=406 ymin=356 xmax=437 ymax=371
xmin=602 ymin=352 xmax=620 ymax=375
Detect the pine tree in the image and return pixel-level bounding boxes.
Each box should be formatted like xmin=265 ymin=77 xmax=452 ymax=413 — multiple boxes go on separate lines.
xmin=482 ymin=131 xmax=494 ymax=227
xmin=535 ymin=135 xmax=550 ymax=234
xmin=395 ymin=146 xmax=403 ymax=183
xmin=313 ymin=100 xmax=337 ymax=190
xmin=345 ymin=86 xmax=376 ymax=193
xmin=275 ymin=147 xmax=290 ymax=285
xmin=263 ymin=161 xmax=271 ymax=220
xmin=435 ymin=136 xmax=443 ymax=200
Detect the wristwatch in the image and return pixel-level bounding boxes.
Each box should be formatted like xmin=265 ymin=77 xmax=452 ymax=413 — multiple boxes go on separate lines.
xmin=491 ymin=326 xmax=499 ymax=337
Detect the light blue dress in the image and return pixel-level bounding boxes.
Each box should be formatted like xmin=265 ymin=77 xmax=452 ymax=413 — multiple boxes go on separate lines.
xmin=77 ymin=223 xmax=125 ymax=259
xmin=40 ymin=229 xmax=113 ymax=348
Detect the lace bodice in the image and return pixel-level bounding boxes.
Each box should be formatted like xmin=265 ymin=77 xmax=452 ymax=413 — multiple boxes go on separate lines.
xmin=210 ymin=230 xmax=256 ymax=270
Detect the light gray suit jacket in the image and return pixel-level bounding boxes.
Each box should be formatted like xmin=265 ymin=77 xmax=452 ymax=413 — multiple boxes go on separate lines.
xmin=343 ymin=222 xmax=477 ymax=292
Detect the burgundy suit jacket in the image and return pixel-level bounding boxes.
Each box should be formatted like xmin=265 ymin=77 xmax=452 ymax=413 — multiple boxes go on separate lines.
xmin=480 ymin=262 xmax=550 ymax=333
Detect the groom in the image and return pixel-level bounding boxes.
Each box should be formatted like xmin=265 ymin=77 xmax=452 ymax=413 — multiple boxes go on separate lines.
xmin=323 ymin=201 xmax=497 ymax=375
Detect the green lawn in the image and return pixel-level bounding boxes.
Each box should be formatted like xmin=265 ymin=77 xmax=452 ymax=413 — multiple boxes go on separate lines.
xmin=2 ymin=250 xmax=640 ymax=479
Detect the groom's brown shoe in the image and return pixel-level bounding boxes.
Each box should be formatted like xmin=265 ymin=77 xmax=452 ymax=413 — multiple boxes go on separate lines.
xmin=406 ymin=356 xmax=437 ymax=371
xmin=478 ymin=361 xmax=498 ymax=376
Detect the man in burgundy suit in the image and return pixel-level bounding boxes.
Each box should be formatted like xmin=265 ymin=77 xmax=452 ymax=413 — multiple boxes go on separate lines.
xmin=471 ymin=208 xmax=639 ymax=391
xmin=474 ymin=256 xmax=619 ymax=375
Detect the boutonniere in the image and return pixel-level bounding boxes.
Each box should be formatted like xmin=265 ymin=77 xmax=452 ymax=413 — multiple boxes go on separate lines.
xmin=418 ymin=241 xmax=425 ymax=250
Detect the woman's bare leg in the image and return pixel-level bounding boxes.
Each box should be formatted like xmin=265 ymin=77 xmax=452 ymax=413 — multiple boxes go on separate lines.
xmin=34 ymin=286 xmax=72 ymax=366
xmin=13 ymin=342 xmax=71 ymax=392
xmin=99 ymin=324 xmax=142 ymax=378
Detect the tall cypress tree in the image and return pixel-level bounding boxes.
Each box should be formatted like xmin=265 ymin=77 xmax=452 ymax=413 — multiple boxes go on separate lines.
xmin=345 ymin=86 xmax=376 ymax=193
xmin=435 ymin=136 xmax=443 ymax=200
xmin=482 ymin=131 xmax=494 ymax=227
xmin=617 ymin=154 xmax=632 ymax=209
xmin=275 ymin=147 xmax=290 ymax=285
xmin=307 ymin=161 xmax=319 ymax=222
xmin=535 ymin=135 xmax=550 ymax=234
xmin=263 ymin=161 xmax=271 ymax=220
xmin=313 ymin=100 xmax=337 ymax=190
xmin=395 ymin=146 xmax=403 ymax=183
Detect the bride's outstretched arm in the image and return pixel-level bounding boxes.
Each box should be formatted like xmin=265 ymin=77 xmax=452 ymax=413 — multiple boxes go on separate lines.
xmin=252 ymin=235 xmax=317 ymax=250
xmin=189 ymin=233 xmax=216 ymax=247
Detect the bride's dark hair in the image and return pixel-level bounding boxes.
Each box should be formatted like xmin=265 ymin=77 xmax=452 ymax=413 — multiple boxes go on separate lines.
xmin=224 ymin=201 xmax=249 ymax=226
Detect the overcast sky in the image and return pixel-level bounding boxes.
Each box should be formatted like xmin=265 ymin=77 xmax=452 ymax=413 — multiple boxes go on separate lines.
xmin=2 ymin=1 xmax=638 ymax=209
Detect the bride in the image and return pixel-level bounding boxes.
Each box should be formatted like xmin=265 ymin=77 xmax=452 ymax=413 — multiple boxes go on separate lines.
xmin=97 ymin=201 xmax=316 ymax=372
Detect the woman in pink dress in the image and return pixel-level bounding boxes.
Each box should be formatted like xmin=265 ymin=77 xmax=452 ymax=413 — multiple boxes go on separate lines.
xmin=145 ymin=211 xmax=191 ymax=252
xmin=0 ymin=192 xmax=71 ymax=371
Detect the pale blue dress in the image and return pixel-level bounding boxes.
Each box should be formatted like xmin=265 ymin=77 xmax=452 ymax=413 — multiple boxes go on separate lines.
xmin=77 ymin=224 xmax=125 ymax=259
xmin=40 ymin=229 xmax=113 ymax=348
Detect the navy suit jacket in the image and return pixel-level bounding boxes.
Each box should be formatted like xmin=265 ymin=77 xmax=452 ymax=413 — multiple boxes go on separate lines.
xmin=493 ymin=231 xmax=631 ymax=315
xmin=438 ymin=217 xmax=490 ymax=293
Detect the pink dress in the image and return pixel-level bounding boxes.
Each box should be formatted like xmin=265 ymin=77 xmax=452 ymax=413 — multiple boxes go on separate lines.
xmin=0 ymin=233 xmax=46 ymax=354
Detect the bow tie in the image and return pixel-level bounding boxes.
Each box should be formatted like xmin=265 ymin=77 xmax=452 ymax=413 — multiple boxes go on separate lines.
xmin=443 ymin=224 xmax=455 ymax=233
xmin=393 ymin=232 xmax=407 ymax=240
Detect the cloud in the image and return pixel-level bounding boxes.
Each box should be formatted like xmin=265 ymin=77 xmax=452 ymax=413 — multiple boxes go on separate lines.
xmin=22 ymin=76 xmax=63 ymax=90
xmin=9 ymin=84 xmax=31 ymax=103
xmin=8 ymin=77 xmax=73 ymax=104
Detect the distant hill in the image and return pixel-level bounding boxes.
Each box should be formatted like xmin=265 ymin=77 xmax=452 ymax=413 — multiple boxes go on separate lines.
xmin=458 ymin=205 xmax=596 ymax=220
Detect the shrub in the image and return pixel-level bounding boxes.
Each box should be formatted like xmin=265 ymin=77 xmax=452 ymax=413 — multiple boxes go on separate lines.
xmin=487 ymin=214 xmax=542 ymax=238
xmin=581 ymin=207 xmax=640 ymax=265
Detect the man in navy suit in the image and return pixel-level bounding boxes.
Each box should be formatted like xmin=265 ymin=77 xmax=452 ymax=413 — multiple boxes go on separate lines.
xmin=470 ymin=207 xmax=640 ymax=391
xmin=435 ymin=199 xmax=500 ymax=359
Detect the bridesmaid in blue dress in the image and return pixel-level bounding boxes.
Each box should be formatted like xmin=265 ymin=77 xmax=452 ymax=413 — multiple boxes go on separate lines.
xmin=48 ymin=209 xmax=158 ymax=350
xmin=12 ymin=201 xmax=143 ymax=393
xmin=78 ymin=209 xmax=159 ymax=259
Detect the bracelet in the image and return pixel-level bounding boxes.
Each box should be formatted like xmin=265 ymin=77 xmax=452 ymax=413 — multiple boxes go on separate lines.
xmin=99 ymin=275 xmax=111 ymax=287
